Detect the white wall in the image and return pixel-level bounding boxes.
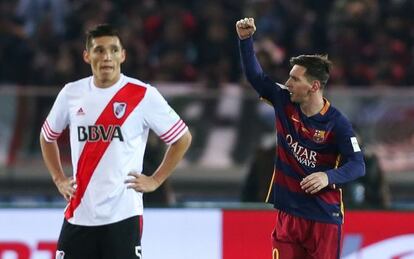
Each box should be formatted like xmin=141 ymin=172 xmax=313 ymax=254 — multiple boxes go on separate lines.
xmin=0 ymin=208 xmax=222 ymax=259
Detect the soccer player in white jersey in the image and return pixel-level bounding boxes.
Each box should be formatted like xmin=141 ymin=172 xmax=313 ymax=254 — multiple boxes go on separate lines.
xmin=40 ymin=24 xmax=192 ymax=259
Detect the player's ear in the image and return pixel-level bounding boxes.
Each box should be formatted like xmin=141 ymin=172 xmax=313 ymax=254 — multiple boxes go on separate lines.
xmin=311 ymin=80 xmax=321 ymax=92
xmin=120 ymin=49 xmax=126 ymax=64
xmin=83 ymin=50 xmax=90 ymax=64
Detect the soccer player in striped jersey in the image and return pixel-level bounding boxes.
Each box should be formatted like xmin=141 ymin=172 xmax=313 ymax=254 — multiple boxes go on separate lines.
xmin=236 ymin=18 xmax=365 ymax=259
xmin=40 ymin=24 xmax=191 ymax=259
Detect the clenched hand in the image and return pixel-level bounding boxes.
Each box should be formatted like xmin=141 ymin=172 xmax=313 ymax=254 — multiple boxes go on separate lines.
xmin=236 ymin=17 xmax=256 ymax=40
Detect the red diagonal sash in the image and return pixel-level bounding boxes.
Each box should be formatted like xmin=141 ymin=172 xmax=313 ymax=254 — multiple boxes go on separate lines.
xmin=65 ymin=83 xmax=147 ymax=220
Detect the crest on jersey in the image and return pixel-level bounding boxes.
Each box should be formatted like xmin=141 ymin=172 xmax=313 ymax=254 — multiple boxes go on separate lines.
xmin=113 ymin=102 xmax=127 ymax=119
xmin=313 ymin=130 xmax=326 ymax=143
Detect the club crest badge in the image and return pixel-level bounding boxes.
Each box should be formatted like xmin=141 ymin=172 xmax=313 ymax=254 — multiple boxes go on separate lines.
xmin=113 ymin=102 xmax=127 ymax=119
xmin=313 ymin=130 xmax=326 ymax=143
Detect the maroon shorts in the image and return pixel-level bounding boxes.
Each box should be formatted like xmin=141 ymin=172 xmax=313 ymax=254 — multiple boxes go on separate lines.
xmin=271 ymin=210 xmax=342 ymax=259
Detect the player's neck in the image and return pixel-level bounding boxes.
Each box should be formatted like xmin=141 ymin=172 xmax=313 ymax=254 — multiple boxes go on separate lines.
xmin=300 ymin=95 xmax=325 ymax=117
xmin=94 ymin=74 xmax=121 ymax=88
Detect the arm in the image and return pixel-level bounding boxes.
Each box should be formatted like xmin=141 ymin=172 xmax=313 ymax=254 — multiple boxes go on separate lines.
xmin=125 ymin=130 xmax=192 ymax=192
xmin=236 ymin=18 xmax=279 ymax=99
xmin=301 ymin=154 xmax=365 ymax=195
xmin=325 ymin=117 xmax=366 ymax=184
xmin=301 ymin=119 xmax=366 ymax=194
xmin=325 ymin=152 xmax=365 ymax=184
xmin=40 ymin=134 xmax=76 ymax=201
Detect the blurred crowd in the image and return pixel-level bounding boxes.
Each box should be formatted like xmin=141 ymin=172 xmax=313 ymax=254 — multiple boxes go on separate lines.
xmin=1 ymin=0 xmax=414 ymax=87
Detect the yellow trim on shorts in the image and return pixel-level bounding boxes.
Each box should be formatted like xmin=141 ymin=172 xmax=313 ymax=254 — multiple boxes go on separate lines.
xmin=334 ymin=154 xmax=345 ymax=223
xmin=265 ymin=168 xmax=276 ymax=203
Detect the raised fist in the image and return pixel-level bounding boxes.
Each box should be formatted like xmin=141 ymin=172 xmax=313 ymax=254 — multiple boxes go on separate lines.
xmin=236 ymin=17 xmax=256 ymax=40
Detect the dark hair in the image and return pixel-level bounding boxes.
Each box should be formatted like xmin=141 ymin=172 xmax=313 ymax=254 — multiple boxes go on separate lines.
xmin=85 ymin=24 xmax=123 ymax=50
xmin=290 ymin=54 xmax=332 ymax=87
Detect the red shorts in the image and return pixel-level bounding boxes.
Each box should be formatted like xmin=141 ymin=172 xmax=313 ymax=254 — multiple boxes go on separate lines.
xmin=272 ymin=210 xmax=342 ymax=259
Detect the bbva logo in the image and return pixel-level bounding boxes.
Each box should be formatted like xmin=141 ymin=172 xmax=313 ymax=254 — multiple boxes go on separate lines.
xmin=77 ymin=125 xmax=124 ymax=142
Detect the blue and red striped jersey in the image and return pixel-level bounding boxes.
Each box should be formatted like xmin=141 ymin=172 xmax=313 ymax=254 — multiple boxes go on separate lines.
xmin=239 ymin=38 xmax=365 ymax=224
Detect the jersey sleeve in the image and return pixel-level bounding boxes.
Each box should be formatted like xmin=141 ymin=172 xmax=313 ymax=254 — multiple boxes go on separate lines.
xmin=41 ymin=86 xmax=70 ymax=142
xmin=143 ymin=86 xmax=188 ymax=145
xmin=239 ymin=37 xmax=286 ymax=105
xmin=325 ymin=115 xmax=366 ymax=184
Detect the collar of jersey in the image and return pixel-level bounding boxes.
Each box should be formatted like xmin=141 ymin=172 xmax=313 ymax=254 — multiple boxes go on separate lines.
xmin=90 ymin=74 xmax=125 ymax=92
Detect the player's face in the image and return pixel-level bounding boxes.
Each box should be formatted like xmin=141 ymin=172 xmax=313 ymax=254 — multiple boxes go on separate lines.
xmin=83 ymin=36 xmax=126 ymax=88
xmin=285 ymin=65 xmax=313 ymax=104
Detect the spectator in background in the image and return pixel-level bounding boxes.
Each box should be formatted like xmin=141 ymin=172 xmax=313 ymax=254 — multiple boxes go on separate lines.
xmin=2 ymin=0 xmax=414 ymax=87
xmin=148 ymin=17 xmax=198 ymax=81
xmin=0 ymin=0 xmax=32 ymax=85
xmin=344 ymin=151 xmax=391 ymax=209
xmin=146 ymin=2 xmax=198 ymax=81
xmin=328 ymin=0 xmax=413 ymax=86
xmin=241 ymin=140 xmax=276 ymax=202
xmin=16 ymin=0 xmax=69 ymax=37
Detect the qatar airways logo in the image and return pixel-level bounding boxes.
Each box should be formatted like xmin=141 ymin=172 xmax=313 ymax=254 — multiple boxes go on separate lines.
xmin=77 ymin=125 xmax=124 ymax=142
xmin=286 ymin=134 xmax=317 ymax=168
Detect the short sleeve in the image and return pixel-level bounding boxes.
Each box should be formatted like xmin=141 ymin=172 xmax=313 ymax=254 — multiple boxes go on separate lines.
xmin=143 ymin=87 xmax=188 ymax=145
xmin=41 ymin=86 xmax=70 ymax=142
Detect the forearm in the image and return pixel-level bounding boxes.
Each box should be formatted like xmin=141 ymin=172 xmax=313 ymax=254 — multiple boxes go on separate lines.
xmin=40 ymin=134 xmax=67 ymax=184
xmin=239 ymin=37 xmax=265 ymax=83
xmin=239 ymin=37 xmax=277 ymax=99
xmin=326 ymin=157 xmax=366 ymax=184
xmin=152 ymin=130 xmax=192 ymax=185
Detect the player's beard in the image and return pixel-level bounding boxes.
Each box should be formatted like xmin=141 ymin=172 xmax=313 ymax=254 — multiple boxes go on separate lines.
xmin=97 ymin=67 xmax=121 ymax=86
xmin=291 ymin=89 xmax=311 ymax=104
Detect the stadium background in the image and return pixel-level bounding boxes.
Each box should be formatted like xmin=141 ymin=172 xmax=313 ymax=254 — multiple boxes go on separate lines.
xmin=1 ymin=0 xmax=414 ymax=258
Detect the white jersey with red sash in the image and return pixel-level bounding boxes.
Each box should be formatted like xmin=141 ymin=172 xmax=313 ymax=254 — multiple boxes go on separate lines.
xmin=42 ymin=74 xmax=188 ymax=226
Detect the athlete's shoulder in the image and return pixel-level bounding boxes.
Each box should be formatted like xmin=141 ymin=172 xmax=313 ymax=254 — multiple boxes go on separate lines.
xmin=123 ymin=75 xmax=152 ymax=89
xmin=327 ymin=104 xmax=353 ymax=131
xmin=327 ymin=104 xmax=347 ymax=120
xmin=63 ymin=76 xmax=93 ymax=93
xmin=122 ymin=75 xmax=164 ymax=102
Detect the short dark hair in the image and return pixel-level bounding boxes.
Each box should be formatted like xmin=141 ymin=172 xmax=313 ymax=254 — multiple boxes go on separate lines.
xmin=85 ymin=24 xmax=123 ymax=50
xmin=290 ymin=54 xmax=332 ymax=87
